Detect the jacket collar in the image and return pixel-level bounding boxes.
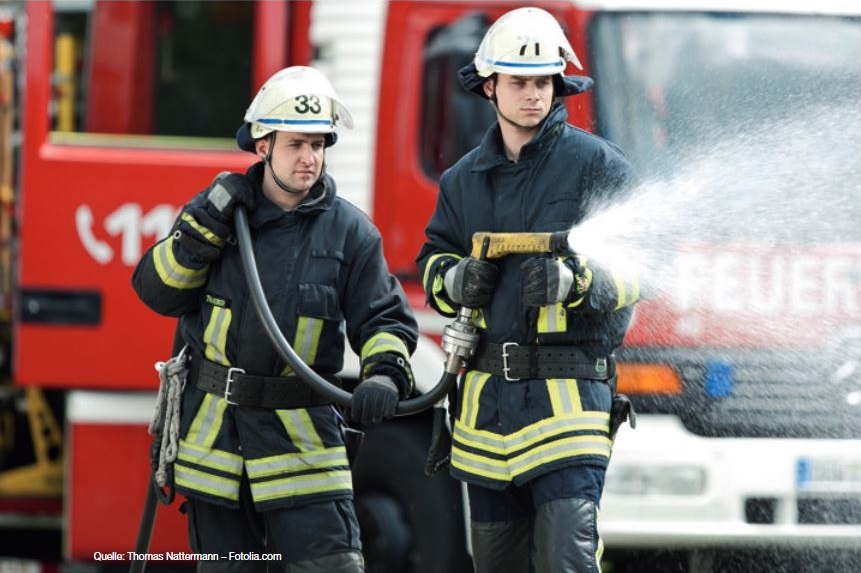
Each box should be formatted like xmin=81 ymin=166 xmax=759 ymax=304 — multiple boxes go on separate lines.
xmin=246 ymin=162 xmax=335 ymax=227
xmin=471 ymin=103 xmax=568 ymax=172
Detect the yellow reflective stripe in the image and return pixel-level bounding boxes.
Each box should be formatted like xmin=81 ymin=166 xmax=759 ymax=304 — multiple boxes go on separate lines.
xmin=621 ymin=273 xmax=640 ymax=308
xmin=451 ymin=446 xmax=512 ymax=481
xmin=174 ymin=464 xmax=240 ymax=502
xmin=177 ymin=440 xmax=243 ymax=475
xmin=361 ymin=332 xmax=408 ymax=361
xmin=433 ymin=275 xmax=457 ymax=314
xmin=614 ymin=272 xmax=627 ymax=309
xmin=250 ymin=470 xmax=353 ymax=502
xmin=508 ymin=435 xmax=612 ymax=476
xmin=245 ymin=446 xmax=349 ymax=479
xmin=537 ymin=303 xmax=567 ymax=333
xmin=454 ymin=411 xmax=610 ymax=455
xmin=425 ymin=252 xmax=461 ymax=314
xmin=451 ymin=434 xmax=612 ymax=481
xmin=567 ymin=295 xmax=586 ymax=308
xmin=186 ymin=393 xmax=228 ymax=448
xmin=612 ymin=270 xmax=640 ymax=310
xmin=473 ymin=308 xmax=487 ymax=329
xmin=295 ymin=317 xmax=323 ymax=364
xmin=180 ymin=211 xmax=225 ymax=247
xmin=459 ymin=370 xmax=491 ymax=428
xmin=423 ymin=253 xmax=460 ymax=292
xmin=152 ymin=236 xmax=208 ymax=289
xmin=282 ymin=317 xmax=323 ymax=376
xmin=547 ymin=379 xmax=582 ymax=416
xmin=203 ymin=306 xmax=231 ymax=365
xmin=277 ymin=408 xmax=325 ymax=452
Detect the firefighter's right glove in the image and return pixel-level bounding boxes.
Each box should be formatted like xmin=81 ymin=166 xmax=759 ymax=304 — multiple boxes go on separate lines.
xmin=176 ymin=172 xmax=257 ymax=263
xmin=443 ymin=257 xmax=499 ymax=308
xmin=351 ymin=375 xmax=399 ymax=427
xmin=205 ymin=171 xmax=256 ymax=224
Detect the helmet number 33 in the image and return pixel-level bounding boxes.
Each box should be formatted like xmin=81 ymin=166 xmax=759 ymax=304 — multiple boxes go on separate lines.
xmin=294 ymin=95 xmax=322 ymax=115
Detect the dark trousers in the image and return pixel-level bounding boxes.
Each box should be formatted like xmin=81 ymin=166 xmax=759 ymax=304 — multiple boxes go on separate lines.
xmin=186 ymin=474 xmax=362 ymax=571
xmin=468 ymin=464 xmax=606 ymax=573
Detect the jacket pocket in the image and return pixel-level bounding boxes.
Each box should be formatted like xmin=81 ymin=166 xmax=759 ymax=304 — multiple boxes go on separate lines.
xmin=306 ymin=248 xmax=345 ymax=286
xmin=297 ymin=283 xmax=343 ymax=322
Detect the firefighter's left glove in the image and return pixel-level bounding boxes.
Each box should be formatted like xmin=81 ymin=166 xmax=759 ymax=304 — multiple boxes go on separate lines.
xmin=205 ymin=171 xmax=256 ymax=224
xmin=521 ymin=257 xmax=576 ymax=306
xmin=351 ymin=375 xmax=399 ymax=426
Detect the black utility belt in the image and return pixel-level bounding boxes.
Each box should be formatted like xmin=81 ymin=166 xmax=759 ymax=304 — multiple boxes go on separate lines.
xmin=188 ymin=355 xmax=334 ymax=409
xmin=469 ymin=342 xmax=615 ymax=382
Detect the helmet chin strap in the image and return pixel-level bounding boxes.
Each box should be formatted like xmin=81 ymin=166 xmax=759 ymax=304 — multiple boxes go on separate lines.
xmin=489 ymin=86 xmax=538 ymax=131
xmin=262 ymin=133 xmax=325 ymax=194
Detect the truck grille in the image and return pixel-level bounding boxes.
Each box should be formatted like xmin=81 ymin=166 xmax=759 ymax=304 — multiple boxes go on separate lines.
xmin=617 ymin=348 xmax=861 ymax=439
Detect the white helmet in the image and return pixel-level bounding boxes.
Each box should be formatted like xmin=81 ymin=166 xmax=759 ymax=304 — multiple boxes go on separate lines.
xmin=474 ymin=7 xmax=582 ymax=78
xmin=239 ymin=66 xmax=353 ymax=149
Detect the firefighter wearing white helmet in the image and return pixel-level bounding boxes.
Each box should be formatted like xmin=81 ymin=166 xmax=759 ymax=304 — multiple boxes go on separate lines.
xmin=418 ymin=8 xmax=638 ymax=573
xmin=133 ymin=65 xmax=418 ymax=572
xmin=236 ymin=65 xmax=354 ymax=196
xmin=459 ymin=6 xmax=593 ymax=100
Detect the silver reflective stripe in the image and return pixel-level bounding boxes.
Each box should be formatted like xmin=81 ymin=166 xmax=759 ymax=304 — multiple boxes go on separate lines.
xmin=277 ymin=409 xmax=325 ymax=452
xmin=547 ymin=379 xmax=582 ymax=415
xmin=250 ymin=470 xmax=353 ymax=502
xmin=153 ymin=237 xmax=208 ymax=289
xmin=203 ymin=306 xmax=231 ymax=365
xmin=245 ymin=447 xmax=348 ymax=479
xmin=360 ymin=332 xmax=408 ymax=361
xmin=175 ymin=464 xmax=241 ymax=502
xmin=451 ymin=449 xmax=511 ymax=481
xmin=507 ymin=436 xmax=613 ymax=477
xmin=459 ymin=371 xmax=491 ymax=429
xmin=187 ymin=393 xmax=226 ymax=448
xmin=455 ymin=413 xmax=610 ymax=454
xmin=178 ymin=440 xmax=243 ymax=475
xmin=282 ymin=317 xmax=323 ymax=376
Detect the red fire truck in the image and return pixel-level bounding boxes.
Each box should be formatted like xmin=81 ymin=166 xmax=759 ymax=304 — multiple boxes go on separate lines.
xmin=1 ymin=1 xmax=860 ymax=572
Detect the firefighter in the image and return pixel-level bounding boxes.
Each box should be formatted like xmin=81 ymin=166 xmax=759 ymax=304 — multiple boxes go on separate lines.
xmin=416 ymin=7 xmax=638 ymax=573
xmin=133 ymin=66 xmax=417 ymax=572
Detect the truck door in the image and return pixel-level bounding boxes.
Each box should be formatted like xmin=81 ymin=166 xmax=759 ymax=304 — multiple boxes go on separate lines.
xmin=17 ymin=0 xmax=311 ymax=389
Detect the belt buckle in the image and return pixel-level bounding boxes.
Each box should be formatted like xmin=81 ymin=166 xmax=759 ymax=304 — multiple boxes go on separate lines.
xmin=502 ymin=342 xmax=519 ymax=381
xmin=224 ymin=367 xmax=245 ymax=405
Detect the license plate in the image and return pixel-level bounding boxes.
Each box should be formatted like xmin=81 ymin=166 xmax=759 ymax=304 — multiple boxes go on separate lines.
xmin=797 ymin=457 xmax=861 ymax=493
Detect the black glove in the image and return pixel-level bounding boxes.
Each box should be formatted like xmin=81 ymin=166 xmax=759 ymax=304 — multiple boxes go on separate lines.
xmin=351 ymin=375 xmax=399 ymax=426
xmin=522 ymin=256 xmax=593 ymax=307
xmin=443 ymin=257 xmax=499 ymax=308
xmin=521 ymin=257 xmax=574 ymax=306
xmin=205 ymin=171 xmax=256 ymax=223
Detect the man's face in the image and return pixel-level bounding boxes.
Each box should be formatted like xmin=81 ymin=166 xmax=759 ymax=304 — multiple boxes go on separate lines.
xmin=485 ymin=73 xmax=554 ymax=128
xmin=258 ymin=131 xmax=325 ymax=193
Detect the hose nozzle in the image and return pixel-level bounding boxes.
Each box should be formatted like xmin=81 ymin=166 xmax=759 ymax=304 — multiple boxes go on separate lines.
xmin=470 ymin=231 xmax=572 ymax=258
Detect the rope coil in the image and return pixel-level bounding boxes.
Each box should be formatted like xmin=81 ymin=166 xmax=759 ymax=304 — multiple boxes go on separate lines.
xmin=149 ymin=347 xmax=188 ymax=488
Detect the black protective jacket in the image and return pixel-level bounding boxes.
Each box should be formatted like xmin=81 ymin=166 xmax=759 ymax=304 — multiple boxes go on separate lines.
xmin=417 ymin=103 xmax=637 ymax=355
xmin=133 ymin=163 xmax=418 ymax=508
xmin=416 ymin=103 xmax=638 ymax=489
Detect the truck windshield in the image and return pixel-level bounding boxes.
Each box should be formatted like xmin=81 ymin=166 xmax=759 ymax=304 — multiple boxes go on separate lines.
xmin=588 ymin=12 xmax=861 ymax=244
xmin=589 ymin=12 xmax=861 ymax=175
